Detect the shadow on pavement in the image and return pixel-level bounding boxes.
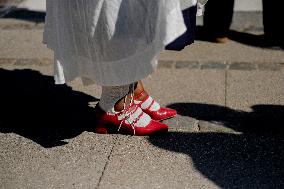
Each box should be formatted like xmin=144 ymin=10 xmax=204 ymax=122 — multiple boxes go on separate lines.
xmin=228 ymin=30 xmax=284 ymax=50
xmin=0 ymin=68 xmax=99 ymax=148
xmin=168 ymin=103 xmax=284 ymax=134
xmin=1 ymin=8 xmax=45 ymax=23
xmin=149 ymin=103 xmax=284 ymax=188
xmin=149 ymin=132 xmax=284 ymax=188
xmin=196 ymin=26 xmax=284 ymax=50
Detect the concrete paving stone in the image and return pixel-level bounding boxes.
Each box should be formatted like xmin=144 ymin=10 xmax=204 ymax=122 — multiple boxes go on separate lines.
xmin=99 ymin=133 xmax=284 ymax=189
xmin=159 ymin=40 xmax=284 ymax=64
xmin=143 ymin=69 xmax=226 ymax=107
xmin=0 ymin=18 xmax=39 ymax=29
xmin=14 ymin=58 xmax=40 ymax=65
xmin=257 ymin=63 xmax=283 ymax=71
xmin=98 ymin=135 xmax=220 ymax=189
xmin=39 ymin=57 xmax=52 ymax=66
xmin=0 ymin=132 xmax=116 ymax=189
xmin=12 ymin=58 xmax=52 ymax=66
xmin=226 ymin=70 xmax=284 ymax=112
xmin=0 ymin=29 xmax=53 ymax=59
xmin=229 ymin=62 xmax=257 ymax=71
xmin=281 ymin=63 xmax=284 ymax=73
xmin=198 ymin=120 xmax=240 ymax=134
xmin=142 ymin=69 xmax=226 ymax=130
xmin=175 ymin=61 xmax=200 ymax=69
xmin=0 ymin=64 xmax=102 ymax=101
xmin=157 ymin=60 xmax=174 ymax=69
xmin=0 ymin=64 xmax=118 ymax=188
xmin=0 ymin=22 xmax=41 ymax=30
xmin=163 ymin=115 xmax=199 ymax=132
xmin=0 ymin=64 xmax=53 ymax=76
xmin=201 ymin=62 xmax=227 ymax=70
xmin=0 ymin=58 xmax=16 ymax=65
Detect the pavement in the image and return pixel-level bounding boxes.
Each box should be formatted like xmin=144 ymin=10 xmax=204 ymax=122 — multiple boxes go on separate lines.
xmin=0 ymin=15 xmax=284 ymax=189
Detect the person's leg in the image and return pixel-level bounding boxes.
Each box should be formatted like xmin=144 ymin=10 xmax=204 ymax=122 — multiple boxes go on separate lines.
xmin=203 ymin=0 xmax=235 ymax=42
xmin=99 ymin=83 xmax=135 ymax=112
xmin=133 ymin=80 xmax=177 ymax=121
xmin=99 ymin=81 xmax=148 ymax=112
xmin=262 ymin=0 xmax=284 ymax=47
xmin=134 ymin=81 xmax=148 ymax=101
xmin=95 ymin=82 xmax=168 ymax=135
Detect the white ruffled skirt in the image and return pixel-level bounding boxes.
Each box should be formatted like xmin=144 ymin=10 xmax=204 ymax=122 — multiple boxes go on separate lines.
xmin=43 ymin=0 xmax=190 ymax=86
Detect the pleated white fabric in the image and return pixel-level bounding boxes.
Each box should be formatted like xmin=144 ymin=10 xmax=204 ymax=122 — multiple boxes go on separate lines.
xmin=43 ymin=0 xmax=193 ymax=86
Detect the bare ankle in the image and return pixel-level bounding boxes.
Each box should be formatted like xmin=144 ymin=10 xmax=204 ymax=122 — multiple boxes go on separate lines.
xmin=134 ymin=81 xmax=148 ymax=101
xmin=114 ymin=93 xmax=133 ymax=112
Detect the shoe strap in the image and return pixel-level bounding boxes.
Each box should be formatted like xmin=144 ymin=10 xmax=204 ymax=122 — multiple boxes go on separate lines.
xmin=144 ymin=97 xmax=155 ymax=112
xmin=118 ymin=105 xmax=146 ymax=135
xmin=134 ymin=90 xmax=147 ymax=101
xmin=117 ymin=104 xmax=139 ymax=120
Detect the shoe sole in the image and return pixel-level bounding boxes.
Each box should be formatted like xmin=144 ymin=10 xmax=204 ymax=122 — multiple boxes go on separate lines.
xmin=94 ymin=122 xmax=168 ymax=136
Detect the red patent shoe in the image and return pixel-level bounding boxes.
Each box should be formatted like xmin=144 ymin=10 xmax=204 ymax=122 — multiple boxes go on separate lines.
xmin=94 ymin=103 xmax=168 ymax=136
xmin=134 ymin=91 xmax=177 ymax=121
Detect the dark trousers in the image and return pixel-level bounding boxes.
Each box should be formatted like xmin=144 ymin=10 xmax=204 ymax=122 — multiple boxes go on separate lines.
xmin=203 ymin=0 xmax=235 ymax=38
xmin=166 ymin=6 xmax=197 ymax=51
xmin=263 ymin=0 xmax=284 ymax=45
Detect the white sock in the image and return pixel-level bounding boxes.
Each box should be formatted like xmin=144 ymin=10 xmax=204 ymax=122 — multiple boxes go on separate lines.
xmin=110 ymin=106 xmax=151 ymax=128
xmin=135 ymin=96 xmax=160 ymax=111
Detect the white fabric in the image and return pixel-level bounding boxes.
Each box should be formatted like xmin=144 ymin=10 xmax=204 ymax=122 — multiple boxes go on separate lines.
xmin=180 ymin=0 xmax=197 ymax=9
xmin=180 ymin=0 xmax=208 ymax=16
xmin=43 ymin=0 xmax=189 ymax=86
xmin=196 ymin=1 xmax=208 ymax=16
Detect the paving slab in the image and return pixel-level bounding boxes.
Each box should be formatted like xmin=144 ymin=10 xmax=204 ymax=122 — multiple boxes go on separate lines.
xmin=159 ymin=41 xmax=284 ymax=64
xmin=0 ymin=29 xmax=52 ymax=59
xmin=99 ymin=133 xmax=284 ymax=189
xmin=142 ymin=69 xmax=226 ymax=132
xmin=198 ymin=121 xmax=240 ymax=134
xmin=0 ymin=132 xmax=116 ymax=189
xmin=225 ymin=70 xmax=284 ymax=134
xmin=0 ymin=65 xmax=116 ymax=189
xmin=226 ymin=70 xmax=284 ymax=112
xmin=98 ymin=135 xmax=219 ymax=189
xmin=142 ymin=69 xmax=226 ymax=107
xmin=0 ymin=19 xmax=41 ymax=29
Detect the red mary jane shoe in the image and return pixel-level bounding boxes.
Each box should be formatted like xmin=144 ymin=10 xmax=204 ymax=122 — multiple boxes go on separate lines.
xmin=134 ymin=91 xmax=177 ymax=121
xmin=94 ymin=104 xmax=168 ymax=136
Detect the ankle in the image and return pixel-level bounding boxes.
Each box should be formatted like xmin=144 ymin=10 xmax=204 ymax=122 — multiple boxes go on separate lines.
xmin=114 ymin=93 xmax=134 ymax=112
xmin=114 ymin=103 xmax=124 ymax=112
xmin=134 ymin=90 xmax=148 ymax=101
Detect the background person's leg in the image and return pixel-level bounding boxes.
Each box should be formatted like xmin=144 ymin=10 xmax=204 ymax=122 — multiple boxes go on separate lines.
xmin=262 ymin=0 xmax=284 ymax=47
xmin=203 ymin=0 xmax=235 ymax=42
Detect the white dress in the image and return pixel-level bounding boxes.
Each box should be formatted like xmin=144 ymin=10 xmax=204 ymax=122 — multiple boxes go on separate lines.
xmin=43 ymin=0 xmax=196 ymax=86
